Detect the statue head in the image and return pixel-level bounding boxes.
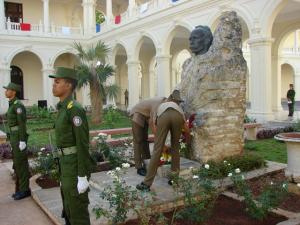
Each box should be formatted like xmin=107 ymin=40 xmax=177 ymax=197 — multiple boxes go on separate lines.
xmin=189 ymin=25 xmax=213 ymax=55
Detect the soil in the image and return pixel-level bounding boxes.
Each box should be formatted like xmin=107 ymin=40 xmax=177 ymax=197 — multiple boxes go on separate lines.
xmin=230 ymin=170 xmax=300 ymax=213
xmin=36 ymin=175 xmax=59 ymax=189
xmin=124 ymin=195 xmax=286 ymax=225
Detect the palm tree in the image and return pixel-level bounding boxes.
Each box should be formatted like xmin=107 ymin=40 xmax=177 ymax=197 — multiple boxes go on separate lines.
xmin=73 ymin=41 xmax=119 ymax=124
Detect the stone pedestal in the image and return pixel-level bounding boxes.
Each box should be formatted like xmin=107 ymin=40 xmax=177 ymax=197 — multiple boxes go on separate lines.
xmin=275 ymin=132 xmax=300 ymax=183
xmin=179 ymin=11 xmax=247 ymax=163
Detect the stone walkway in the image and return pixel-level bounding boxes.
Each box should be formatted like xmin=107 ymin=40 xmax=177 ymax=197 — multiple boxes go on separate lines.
xmin=0 ymin=162 xmax=54 ymax=225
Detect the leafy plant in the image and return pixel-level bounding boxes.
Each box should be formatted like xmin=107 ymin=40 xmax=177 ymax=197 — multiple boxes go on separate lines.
xmin=257 ymin=126 xmax=294 ymax=139
xmin=193 ymin=154 xmax=266 ymax=179
xmin=231 ymin=171 xmax=288 ymax=220
xmin=93 ymin=164 xmax=155 ymax=224
xmin=244 ymin=114 xmax=256 ymax=123
xmin=94 ymin=133 xmax=129 ymax=168
xmin=103 ymin=106 xmax=122 ymax=128
xmin=172 ymin=165 xmax=221 ymax=223
xmin=32 ymin=147 xmax=59 ymax=181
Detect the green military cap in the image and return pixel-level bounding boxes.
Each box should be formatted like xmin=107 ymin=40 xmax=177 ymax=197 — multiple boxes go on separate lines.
xmin=3 ymin=82 xmax=22 ymax=92
xmin=49 ymin=67 xmax=78 ymax=81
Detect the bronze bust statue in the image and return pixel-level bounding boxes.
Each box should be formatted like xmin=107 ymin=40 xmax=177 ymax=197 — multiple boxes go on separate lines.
xmin=189 ymin=25 xmax=213 ymax=55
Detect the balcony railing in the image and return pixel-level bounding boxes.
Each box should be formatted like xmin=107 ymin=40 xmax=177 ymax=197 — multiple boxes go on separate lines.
xmin=98 ymin=0 xmax=188 ymax=33
xmin=4 ymin=18 xmax=83 ymax=37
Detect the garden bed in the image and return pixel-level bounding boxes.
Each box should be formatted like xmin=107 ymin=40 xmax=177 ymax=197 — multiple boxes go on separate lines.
xmin=231 ymin=170 xmax=300 ymax=213
xmin=124 ymin=195 xmax=286 ymax=225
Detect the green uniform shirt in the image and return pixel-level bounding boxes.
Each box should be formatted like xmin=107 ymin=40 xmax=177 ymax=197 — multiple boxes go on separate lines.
xmin=287 ymin=89 xmax=296 ymax=102
xmin=55 ymin=95 xmax=94 ymax=177
xmin=6 ymin=97 xmax=27 ymax=141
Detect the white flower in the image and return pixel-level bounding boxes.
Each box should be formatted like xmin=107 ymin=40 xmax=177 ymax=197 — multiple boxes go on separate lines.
xmin=124 ymin=143 xmax=129 ymax=147
xmin=115 ymin=167 xmax=121 ymax=171
xmin=98 ymin=132 xmax=108 ymax=137
xmin=204 ymin=164 xmax=210 ymax=169
xmin=297 ymin=183 xmax=300 ymax=188
xmin=227 ymin=163 xmax=231 ymax=166
xmin=223 ymin=160 xmax=227 ymax=164
xmin=228 ymin=173 xmax=233 ymax=177
xmin=190 ymin=132 xmax=194 ymax=136
xmin=282 ymin=183 xmax=287 ymax=188
xmin=193 ymin=175 xmax=199 ymax=179
xmin=92 ymin=136 xmax=100 ymax=141
xmin=47 ymin=153 xmax=50 ymax=156
xmin=241 ymin=175 xmax=245 ymax=180
xmin=189 ymin=166 xmax=194 ymax=170
xmin=40 ymin=147 xmax=46 ymax=151
xmin=235 ymin=168 xmax=241 ymax=174
xmin=122 ymin=163 xmax=130 ymax=168
xmin=270 ymin=181 xmax=274 ymax=185
xmin=160 ymin=157 xmax=164 ymax=161
xmin=180 ymin=143 xmax=186 ymax=148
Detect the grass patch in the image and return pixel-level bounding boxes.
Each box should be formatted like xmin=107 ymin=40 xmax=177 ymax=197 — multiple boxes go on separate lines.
xmin=0 ymin=109 xmax=131 ymax=150
xmin=244 ymin=138 xmax=287 ymax=163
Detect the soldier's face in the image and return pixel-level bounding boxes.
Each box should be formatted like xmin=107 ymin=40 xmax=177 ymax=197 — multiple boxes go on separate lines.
xmin=52 ymin=78 xmax=72 ymax=97
xmin=5 ymin=89 xmax=16 ymax=99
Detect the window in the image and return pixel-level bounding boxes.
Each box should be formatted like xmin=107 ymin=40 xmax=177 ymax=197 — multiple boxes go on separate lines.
xmin=10 ymin=66 xmax=24 ymax=99
xmin=5 ymin=2 xmax=23 ymax=23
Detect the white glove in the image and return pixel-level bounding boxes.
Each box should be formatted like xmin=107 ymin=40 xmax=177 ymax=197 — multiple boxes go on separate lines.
xmin=19 ymin=141 xmax=26 ymax=151
xmin=77 ymin=176 xmax=89 ymax=194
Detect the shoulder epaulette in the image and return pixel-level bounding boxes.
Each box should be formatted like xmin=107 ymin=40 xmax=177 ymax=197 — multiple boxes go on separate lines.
xmin=67 ymin=101 xmax=73 ymax=109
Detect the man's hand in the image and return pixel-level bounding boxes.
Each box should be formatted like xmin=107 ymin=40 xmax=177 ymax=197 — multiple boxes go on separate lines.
xmin=77 ymin=176 xmax=89 ymax=194
xmin=19 ymin=141 xmax=26 ymax=151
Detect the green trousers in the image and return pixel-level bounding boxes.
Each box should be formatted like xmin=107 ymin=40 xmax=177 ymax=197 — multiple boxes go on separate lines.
xmin=59 ymin=154 xmax=90 ymax=225
xmin=10 ymin=130 xmax=30 ymax=192
xmin=144 ymin=109 xmax=184 ymax=186
xmin=132 ymin=121 xmax=151 ymax=169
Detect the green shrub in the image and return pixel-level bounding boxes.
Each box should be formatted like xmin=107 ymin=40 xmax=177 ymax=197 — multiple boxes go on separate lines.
xmin=194 ymin=153 xmax=266 ymax=179
xmin=231 ymin=172 xmax=288 ymax=220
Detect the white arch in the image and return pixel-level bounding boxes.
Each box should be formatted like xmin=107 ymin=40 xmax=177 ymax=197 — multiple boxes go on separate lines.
xmin=273 ymin=22 xmax=300 ymax=55
xmin=111 ymin=42 xmax=128 ymax=65
xmin=261 ymin=0 xmax=288 ymax=37
xmin=6 ymin=47 xmax=45 ymax=68
xmin=163 ymin=22 xmax=192 ymax=55
xmin=50 ymin=49 xmax=78 ymax=68
xmin=133 ymin=32 xmax=159 ymax=61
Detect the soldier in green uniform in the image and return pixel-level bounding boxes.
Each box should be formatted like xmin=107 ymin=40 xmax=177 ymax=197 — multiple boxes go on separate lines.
xmin=3 ymin=82 xmax=30 ymax=200
xmin=287 ymin=84 xmax=296 ymax=117
xmin=49 ymin=67 xmax=95 ymax=225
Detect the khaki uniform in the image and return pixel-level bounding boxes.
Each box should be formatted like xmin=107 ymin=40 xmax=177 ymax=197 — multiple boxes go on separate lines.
xmin=143 ymin=102 xmax=185 ymax=186
xmin=130 ymin=97 xmax=166 ymax=169
xmin=54 ymin=95 xmax=95 ymax=225
xmin=6 ymin=97 xmax=30 ymax=192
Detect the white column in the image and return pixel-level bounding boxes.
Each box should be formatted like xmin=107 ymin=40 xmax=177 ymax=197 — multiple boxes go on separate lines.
xmin=0 ymin=67 xmax=11 ymax=114
xmin=42 ymin=0 xmax=50 ymax=33
xmin=0 ymin=0 xmax=5 ymax=31
xmin=82 ymin=0 xmax=96 ymax=35
xmin=295 ymin=68 xmax=300 ymax=101
xmin=127 ymin=60 xmax=140 ymax=109
xmin=248 ymin=38 xmax=274 ymax=122
xmin=271 ymin=55 xmax=283 ymax=112
xmin=295 ymin=30 xmax=299 ymax=53
xmin=128 ymin=0 xmax=135 ymax=17
xmin=106 ymin=0 xmax=113 ymax=24
xmin=42 ymin=68 xmax=55 ymax=109
xmin=156 ymin=54 xmax=171 ymax=97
